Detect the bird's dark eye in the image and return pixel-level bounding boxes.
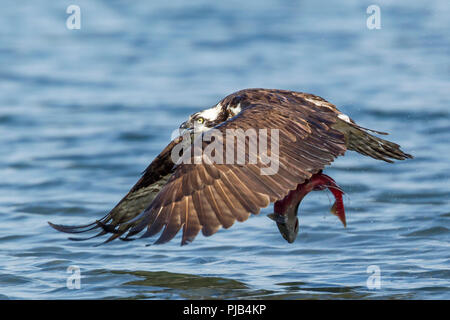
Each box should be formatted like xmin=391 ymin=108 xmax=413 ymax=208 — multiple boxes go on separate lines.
xmin=197 ymin=117 xmax=205 ymax=124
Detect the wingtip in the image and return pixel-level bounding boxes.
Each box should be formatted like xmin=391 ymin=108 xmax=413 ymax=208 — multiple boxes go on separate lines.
xmin=48 ymin=221 xmax=68 ymax=232
xmin=47 ymin=220 xmax=100 ymax=234
xmin=180 ymin=237 xmax=193 ymax=246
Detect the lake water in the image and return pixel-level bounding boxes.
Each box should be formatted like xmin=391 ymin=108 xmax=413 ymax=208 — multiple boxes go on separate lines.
xmin=0 ymin=0 xmax=449 ymax=299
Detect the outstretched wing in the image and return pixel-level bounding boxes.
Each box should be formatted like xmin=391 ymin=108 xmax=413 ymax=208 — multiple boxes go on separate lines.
xmin=48 ymin=136 xmax=182 ymax=242
xmin=124 ymin=101 xmax=348 ymax=245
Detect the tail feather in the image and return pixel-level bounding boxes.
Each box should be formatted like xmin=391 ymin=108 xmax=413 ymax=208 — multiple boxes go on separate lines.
xmin=333 ymin=118 xmax=413 ymax=163
xmin=348 ymin=129 xmax=413 ymax=163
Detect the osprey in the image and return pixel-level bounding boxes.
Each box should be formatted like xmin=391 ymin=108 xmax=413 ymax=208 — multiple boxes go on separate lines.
xmin=49 ymin=88 xmax=412 ymax=245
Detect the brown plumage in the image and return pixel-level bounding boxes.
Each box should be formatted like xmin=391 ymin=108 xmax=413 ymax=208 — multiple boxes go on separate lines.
xmin=49 ymin=88 xmax=412 ymax=245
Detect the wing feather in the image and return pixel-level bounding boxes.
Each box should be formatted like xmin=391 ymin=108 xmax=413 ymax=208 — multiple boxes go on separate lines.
xmin=181 ymin=197 xmax=202 ymax=245
xmin=192 ymin=190 xmax=221 ymax=236
xmin=204 ymin=184 xmax=235 ymax=228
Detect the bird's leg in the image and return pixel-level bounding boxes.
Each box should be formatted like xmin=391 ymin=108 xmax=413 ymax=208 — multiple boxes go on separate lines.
xmin=269 ymin=172 xmax=346 ymax=242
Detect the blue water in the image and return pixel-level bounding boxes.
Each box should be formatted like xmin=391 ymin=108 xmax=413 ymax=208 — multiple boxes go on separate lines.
xmin=0 ymin=0 xmax=449 ymax=299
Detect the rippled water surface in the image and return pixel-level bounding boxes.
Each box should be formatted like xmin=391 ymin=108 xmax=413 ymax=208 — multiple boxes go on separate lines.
xmin=0 ymin=0 xmax=449 ymax=299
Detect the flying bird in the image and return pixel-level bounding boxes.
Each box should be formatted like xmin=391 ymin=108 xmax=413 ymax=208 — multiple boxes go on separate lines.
xmin=49 ymin=88 xmax=413 ymax=245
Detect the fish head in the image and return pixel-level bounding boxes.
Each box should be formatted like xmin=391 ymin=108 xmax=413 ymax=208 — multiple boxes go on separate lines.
xmin=268 ymin=213 xmax=299 ymax=243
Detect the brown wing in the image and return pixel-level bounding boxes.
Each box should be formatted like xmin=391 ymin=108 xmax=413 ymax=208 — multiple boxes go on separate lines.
xmin=48 ymin=136 xmax=182 ymax=242
xmin=124 ymin=101 xmax=347 ymax=245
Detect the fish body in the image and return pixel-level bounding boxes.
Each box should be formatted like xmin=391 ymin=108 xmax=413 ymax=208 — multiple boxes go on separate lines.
xmin=268 ymin=172 xmax=346 ymax=243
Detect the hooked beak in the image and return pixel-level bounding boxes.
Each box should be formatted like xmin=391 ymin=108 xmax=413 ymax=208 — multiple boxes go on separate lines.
xmin=179 ymin=121 xmax=192 ymax=135
xmin=179 ymin=121 xmax=188 ymax=130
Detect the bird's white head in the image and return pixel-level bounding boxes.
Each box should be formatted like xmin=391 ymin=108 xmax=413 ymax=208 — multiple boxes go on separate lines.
xmin=179 ymin=102 xmax=242 ymax=134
